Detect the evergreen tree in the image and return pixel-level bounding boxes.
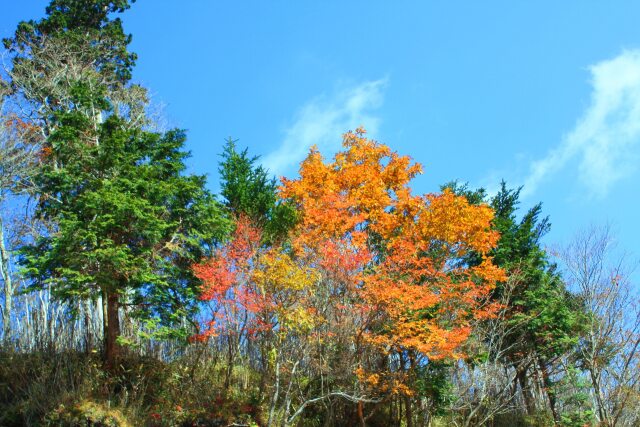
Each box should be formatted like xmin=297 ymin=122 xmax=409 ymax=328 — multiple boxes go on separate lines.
xmin=445 ymin=180 xmax=585 ymax=421
xmin=489 ymin=183 xmax=583 ymax=420
xmin=3 ymin=0 xmax=137 ymax=119
xmin=218 ymin=138 xmax=296 ymax=243
xmin=12 ymin=0 xmax=229 ymax=367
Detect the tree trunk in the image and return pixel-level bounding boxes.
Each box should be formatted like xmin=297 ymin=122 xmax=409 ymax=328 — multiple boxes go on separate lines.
xmin=399 ymin=351 xmax=413 ymax=427
xmin=357 ymin=401 xmax=365 ymax=427
xmin=588 ymin=367 xmax=609 ymax=426
xmin=267 ymin=359 xmax=280 ymax=427
xmin=105 ymin=291 xmax=121 ymax=369
xmin=224 ymin=336 xmax=235 ymax=390
xmin=100 ymin=292 xmax=107 ymax=345
xmin=0 ymin=218 xmax=13 ymax=344
xmin=84 ymin=298 xmax=93 ymax=353
xmin=405 ymin=395 xmax=414 ymax=427
xmin=259 ymin=344 xmax=268 ymax=397
xmin=538 ymin=359 xmax=559 ymax=424
xmin=516 ymin=365 xmax=535 ymax=416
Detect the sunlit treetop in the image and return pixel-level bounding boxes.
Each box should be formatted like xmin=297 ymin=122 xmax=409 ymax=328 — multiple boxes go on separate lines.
xmin=281 ymin=128 xmax=505 ymax=360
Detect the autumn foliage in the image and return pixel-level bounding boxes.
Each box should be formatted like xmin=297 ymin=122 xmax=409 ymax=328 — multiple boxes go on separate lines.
xmin=193 ymin=214 xmax=319 ymax=342
xmin=194 ymin=128 xmax=505 ymax=405
xmin=6 ymin=2 xmax=634 ymax=425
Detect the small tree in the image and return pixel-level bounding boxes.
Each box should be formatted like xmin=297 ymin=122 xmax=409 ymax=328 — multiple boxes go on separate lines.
xmin=218 ymin=137 xmax=296 ymax=242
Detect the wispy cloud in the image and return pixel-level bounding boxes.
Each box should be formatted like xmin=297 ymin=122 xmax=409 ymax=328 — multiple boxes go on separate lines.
xmin=263 ymin=78 xmax=387 ymax=177
xmin=523 ymin=50 xmax=640 ymax=198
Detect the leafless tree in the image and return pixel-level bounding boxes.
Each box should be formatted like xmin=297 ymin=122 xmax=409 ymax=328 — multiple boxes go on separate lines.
xmin=0 ymin=79 xmax=40 ymax=344
xmin=558 ymin=225 xmax=640 ymax=427
xmin=449 ymin=277 xmax=531 ymax=426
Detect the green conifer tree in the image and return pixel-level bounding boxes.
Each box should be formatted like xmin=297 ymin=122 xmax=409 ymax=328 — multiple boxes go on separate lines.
xmin=10 ymin=1 xmax=229 ymax=367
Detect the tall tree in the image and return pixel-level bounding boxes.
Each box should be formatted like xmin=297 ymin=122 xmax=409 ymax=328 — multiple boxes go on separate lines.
xmin=490 ymin=183 xmax=583 ymax=421
xmin=3 ymin=0 xmax=149 ymax=143
xmin=446 ymin=181 xmax=585 ymax=421
xmin=12 ymin=0 xmax=229 ymax=367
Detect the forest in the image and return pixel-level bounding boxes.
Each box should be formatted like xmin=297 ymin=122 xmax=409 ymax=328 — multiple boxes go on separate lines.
xmin=0 ymin=1 xmax=639 ymax=426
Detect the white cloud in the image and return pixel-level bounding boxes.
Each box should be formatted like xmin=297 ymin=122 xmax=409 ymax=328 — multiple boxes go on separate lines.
xmin=263 ymin=78 xmax=387 ymax=177
xmin=523 ymin=50 xmax=640 ymax=198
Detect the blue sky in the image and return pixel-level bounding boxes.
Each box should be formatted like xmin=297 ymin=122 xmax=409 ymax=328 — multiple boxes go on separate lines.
xmin=3 ymin=1 xmax=640 ymax=267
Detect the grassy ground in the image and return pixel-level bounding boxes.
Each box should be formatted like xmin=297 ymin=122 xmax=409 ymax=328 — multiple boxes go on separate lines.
xmin=0 ymin=350 xmax=562 ymax=426
xmin=0 ymin=350 xmax=263 ymax=426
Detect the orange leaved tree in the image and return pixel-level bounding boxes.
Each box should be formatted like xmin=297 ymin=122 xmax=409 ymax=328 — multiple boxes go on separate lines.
xmin=279 ymin=128 xmax=505 ymax=424
xmin=194 ymin=129 xmax=504 ymax=426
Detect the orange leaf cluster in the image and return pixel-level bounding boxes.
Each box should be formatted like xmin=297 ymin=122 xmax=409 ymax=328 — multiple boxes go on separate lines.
xmin=193 ymin=129 xmax=505 ymax=396
xmin=192 ymin=215 xmax=270 ymax=339
xmin=280 ymin=128 xmax=505 ymax=359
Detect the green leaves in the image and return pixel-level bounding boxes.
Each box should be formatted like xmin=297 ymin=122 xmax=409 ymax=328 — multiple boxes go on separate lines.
xmin=490 ymin=184 xmax=582 ymax=355
xmin=219 ymin=138 xmax=297 ymax=243
xmin=14 ymin=0 xmax=229 ymax=341
xmin=24 ymin=110 xmax=230 ymax=333
xmin=43 ymin=0 xmax=134 ymax=32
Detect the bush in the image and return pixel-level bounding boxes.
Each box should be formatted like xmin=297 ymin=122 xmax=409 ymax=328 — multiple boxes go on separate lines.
xmin=45 ymin=401 xmax=131 ymax=426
